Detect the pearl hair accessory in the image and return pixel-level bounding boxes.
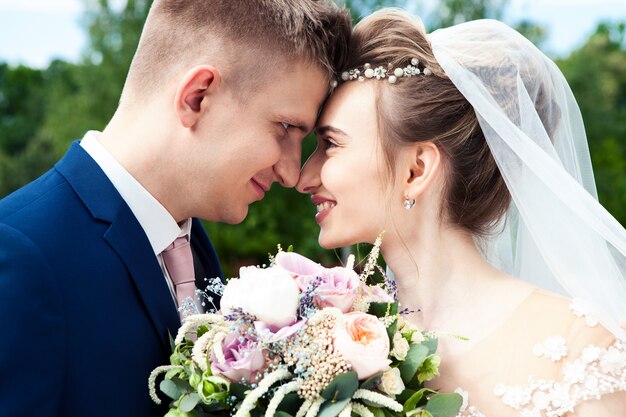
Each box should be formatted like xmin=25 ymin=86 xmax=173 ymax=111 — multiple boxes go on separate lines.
xmin=341 ymin=58 xmax=432 ymax=84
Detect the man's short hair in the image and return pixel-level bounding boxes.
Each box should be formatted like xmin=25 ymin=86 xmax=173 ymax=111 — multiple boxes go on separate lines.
xmin=123 ymin=0 xmax=351 ymax=99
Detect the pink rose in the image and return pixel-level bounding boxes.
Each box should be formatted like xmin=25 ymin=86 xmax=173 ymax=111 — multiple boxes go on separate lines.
xmin=276 ymin=252 xmax=360 ymax=313
xmin=333 ymin=311 xmax=391 ymax=379
xmin=210 ymin=333 xmax=267 ymax=383
xmin=359 ymin=283 xmax=395 ymax=303
xmin=254 ymin=319 xmax=306 ymax=343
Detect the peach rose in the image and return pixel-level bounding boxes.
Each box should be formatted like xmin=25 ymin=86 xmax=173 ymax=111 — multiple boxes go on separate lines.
xmin=333 ymin=311 xmax=391 ymax=379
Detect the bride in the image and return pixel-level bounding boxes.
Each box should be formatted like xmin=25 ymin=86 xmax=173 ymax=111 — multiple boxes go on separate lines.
xmin=296 ymin=9 xmax=626 ymax=417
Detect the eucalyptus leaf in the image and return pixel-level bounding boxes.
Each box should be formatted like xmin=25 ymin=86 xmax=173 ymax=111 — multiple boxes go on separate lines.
xmin=424 ymin=393 xmax=462 ymax=417
xmin=423 ymin=337 xmax=438 ymax=355
xmin=180 ymin=393 xmax=201 ymax=412
xmin=398 ymin=344 xmax=429 ymax=383
xmin=317 ymin=398 xmax=350 ymax=417
xmin=321 ymin=372 xmax=359 ymax=401
xmin=360 ymin=372 xmax=383 ymax=390
xmin=165 ymin=368 xmax=183 ymax=380
xmin=160 ymin=379 xmax=182 ymax=401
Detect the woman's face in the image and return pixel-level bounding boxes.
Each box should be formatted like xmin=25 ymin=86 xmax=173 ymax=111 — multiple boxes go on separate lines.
xmin=297 ymin=82 xmax=402 ymax=248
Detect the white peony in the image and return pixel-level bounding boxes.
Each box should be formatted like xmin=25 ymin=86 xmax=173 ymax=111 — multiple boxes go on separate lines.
xmin=220 ymin=266 xmax=300 ymax=328
xmin=379 ymin=368 xmax=405 ymax=397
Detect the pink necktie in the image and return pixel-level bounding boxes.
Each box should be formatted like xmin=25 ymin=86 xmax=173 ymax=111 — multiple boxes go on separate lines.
xmin=161 ymin=237 xmax=196 ymax=320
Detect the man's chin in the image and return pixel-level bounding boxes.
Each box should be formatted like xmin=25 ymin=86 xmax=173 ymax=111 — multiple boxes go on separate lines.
xmin=224 ymin=206 xmax=249 ymax=225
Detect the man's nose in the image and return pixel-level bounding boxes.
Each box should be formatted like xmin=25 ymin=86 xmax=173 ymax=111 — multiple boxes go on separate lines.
xmin=274 ymin=139 xmax=302 ymax=188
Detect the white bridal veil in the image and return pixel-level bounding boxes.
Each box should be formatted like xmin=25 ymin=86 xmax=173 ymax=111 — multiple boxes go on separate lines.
xmin=429 ymin=20 xmax=626 ymax=338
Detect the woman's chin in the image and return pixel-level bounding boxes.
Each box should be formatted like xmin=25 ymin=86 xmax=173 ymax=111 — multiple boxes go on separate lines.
xmin=318 ymin=231 xmax=356 ymax=250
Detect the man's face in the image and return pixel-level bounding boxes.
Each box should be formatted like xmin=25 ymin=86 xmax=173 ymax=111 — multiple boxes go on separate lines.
xmin=191 ymin=60 xmax=329 ymax=223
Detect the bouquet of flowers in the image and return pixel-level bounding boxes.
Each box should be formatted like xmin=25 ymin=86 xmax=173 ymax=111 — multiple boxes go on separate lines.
xmin=149 ymin=239 xmax=462 ymax=417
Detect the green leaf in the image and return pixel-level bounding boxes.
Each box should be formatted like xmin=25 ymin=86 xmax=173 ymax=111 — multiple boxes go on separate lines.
xmin=274 ymin=412 xmax=294 ymax=417
xmin=397 ymin=388 xmax=416 ymax=404
xmin=398 ymin=344 xmax=429 ymax=383
xmin=168 ymin=330 xmax=176 ymax=352
xmin=277 ymin=392 xmax=303 ymax=415
xmin=368 ymin=302 xmax=399 ymax=343
xmin=160 ymin=379 xmax=183 ymax=401
xmin=180 ymin=392 xmax=201 ymax=412
xmin=321 ymin=372 xmax=359 ymax=401
xmin=368 ymin=302 xmax=397 ymax=319
xmin=371 ymin=407 xmax=385 ymax=417
xmin=423 ymin=337 xmax=438 ymax=355
xmin=317 ymin=398 xmax=350 ymax=417
xmin=230 ymin=383 xmax=249 ymax=400
xmin=406 ymin=409 xmax=433 ymax=417
xmin=403 ymin=389 xmax=426 ymax=414
xmin=424 ymin=393 xmax=463 ymax=417
xmin=360 ymin=372 xmax=383 ymax=390
xmin=165 ymin=368 xmax=183 ymax=380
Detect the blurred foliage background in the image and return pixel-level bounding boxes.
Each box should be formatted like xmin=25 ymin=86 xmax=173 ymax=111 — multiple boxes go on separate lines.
xmin=1 ymin=0 xmax=625 ymax=276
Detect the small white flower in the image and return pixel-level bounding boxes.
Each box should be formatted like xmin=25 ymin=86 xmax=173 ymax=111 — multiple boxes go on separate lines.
xmin=410 ymin=330 xmax=424 ymax=344
xmin=599 ymin=348 xmax=626 ymax=374
xmin=396 ymin=316 xmax=407 ymax=332
xmin=581 ymin=345 xmax=601 ymax=363
xmin=379 ymin=367 xmax=405 ymax=396
xmin=390 ymin=332 xmax=410 ymax=360
xmin=563 ymin=360 xmax=586 ymax=383
xmin=533 ymin=336 xmax=568 ymax=361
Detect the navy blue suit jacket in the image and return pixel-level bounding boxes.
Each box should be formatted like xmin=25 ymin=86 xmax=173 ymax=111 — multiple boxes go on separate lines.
xmin=0 ymin=142 xmax=223 ymax=416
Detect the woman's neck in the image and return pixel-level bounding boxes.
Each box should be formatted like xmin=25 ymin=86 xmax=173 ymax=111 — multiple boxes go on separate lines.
xmin=381 ymin=224 xmax=533 ymax=347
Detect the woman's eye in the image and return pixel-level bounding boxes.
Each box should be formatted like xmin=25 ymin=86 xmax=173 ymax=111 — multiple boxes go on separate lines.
xmin=322 ymin=137 xmax=338 ymax=150
xmin=281 ymin=122 xmax=290 ymax=131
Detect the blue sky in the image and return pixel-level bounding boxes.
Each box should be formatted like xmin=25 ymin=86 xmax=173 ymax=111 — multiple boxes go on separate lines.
xmin=1 ymin=0 xmax=625 ymax=68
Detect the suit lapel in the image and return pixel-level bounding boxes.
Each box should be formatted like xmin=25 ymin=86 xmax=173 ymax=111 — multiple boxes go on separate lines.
xmin=103 ymin=209 xmax=180 ymax=350
xmin=56 ymin=142 xmax=180 ymax=351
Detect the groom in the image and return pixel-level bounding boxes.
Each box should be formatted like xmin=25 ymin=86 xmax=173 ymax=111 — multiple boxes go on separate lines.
xmin=0 ymin=1 xmax=350 ymax=416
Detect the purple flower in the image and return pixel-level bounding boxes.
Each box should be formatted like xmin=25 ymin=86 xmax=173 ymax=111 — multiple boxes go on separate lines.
xmin=210 ymin=332 xmax=267 ymax=384
xmin=276 ymin=252 xmax=361 ymax=313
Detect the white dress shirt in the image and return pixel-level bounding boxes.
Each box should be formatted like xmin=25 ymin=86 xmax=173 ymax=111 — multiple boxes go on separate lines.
xmin=80 ymin=131 xmax=192 ymax=305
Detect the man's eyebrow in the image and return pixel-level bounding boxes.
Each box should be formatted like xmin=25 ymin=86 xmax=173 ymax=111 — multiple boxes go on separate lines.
xmin=315 ymin=125 xmax=348 ymax=137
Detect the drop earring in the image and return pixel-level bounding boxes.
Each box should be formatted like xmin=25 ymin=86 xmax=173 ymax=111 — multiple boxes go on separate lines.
xmin=403 ymin=194 xmax=416 ymax=210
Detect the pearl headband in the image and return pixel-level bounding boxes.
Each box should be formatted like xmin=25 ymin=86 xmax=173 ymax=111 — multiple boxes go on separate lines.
xmin=339 ymin=57 xmax=432 ymax=84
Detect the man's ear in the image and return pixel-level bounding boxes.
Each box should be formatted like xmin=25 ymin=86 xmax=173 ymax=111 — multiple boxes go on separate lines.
xmin=403 ymin=141 xmax=441 ymax=200
xmin=174 ymin=65 xmax=220 ymax=128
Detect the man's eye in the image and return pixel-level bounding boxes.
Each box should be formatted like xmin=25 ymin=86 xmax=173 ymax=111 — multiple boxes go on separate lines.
xmin=281 ymin=122 xmax=290 ymax=131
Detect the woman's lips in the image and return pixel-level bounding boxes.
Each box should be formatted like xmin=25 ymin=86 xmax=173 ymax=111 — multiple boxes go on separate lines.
xmin=314 ymin=200 xmax=336 ymax=224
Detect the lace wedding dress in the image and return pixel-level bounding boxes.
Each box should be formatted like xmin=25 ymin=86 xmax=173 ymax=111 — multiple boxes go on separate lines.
xmin=427 ymin=289 xmax=625 ymax=417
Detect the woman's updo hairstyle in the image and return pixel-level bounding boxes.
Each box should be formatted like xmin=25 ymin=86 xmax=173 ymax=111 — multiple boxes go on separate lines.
xmin=346 ymin=9 xmax=510 ymax=237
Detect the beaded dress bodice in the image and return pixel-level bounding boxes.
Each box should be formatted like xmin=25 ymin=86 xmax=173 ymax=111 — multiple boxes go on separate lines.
xmin=430 ymin=289 xmax=626 ymax=417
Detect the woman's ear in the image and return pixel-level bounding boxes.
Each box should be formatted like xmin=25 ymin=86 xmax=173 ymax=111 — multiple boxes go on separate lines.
xmin=174 ymin=65 xmax=221 ymax=128
xmin=403 ymin=141 xmax=441 ymax=199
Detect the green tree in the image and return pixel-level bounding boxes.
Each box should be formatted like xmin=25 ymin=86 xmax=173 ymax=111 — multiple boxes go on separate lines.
xmin=557 ymin=22 xmax=626 ymax=225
